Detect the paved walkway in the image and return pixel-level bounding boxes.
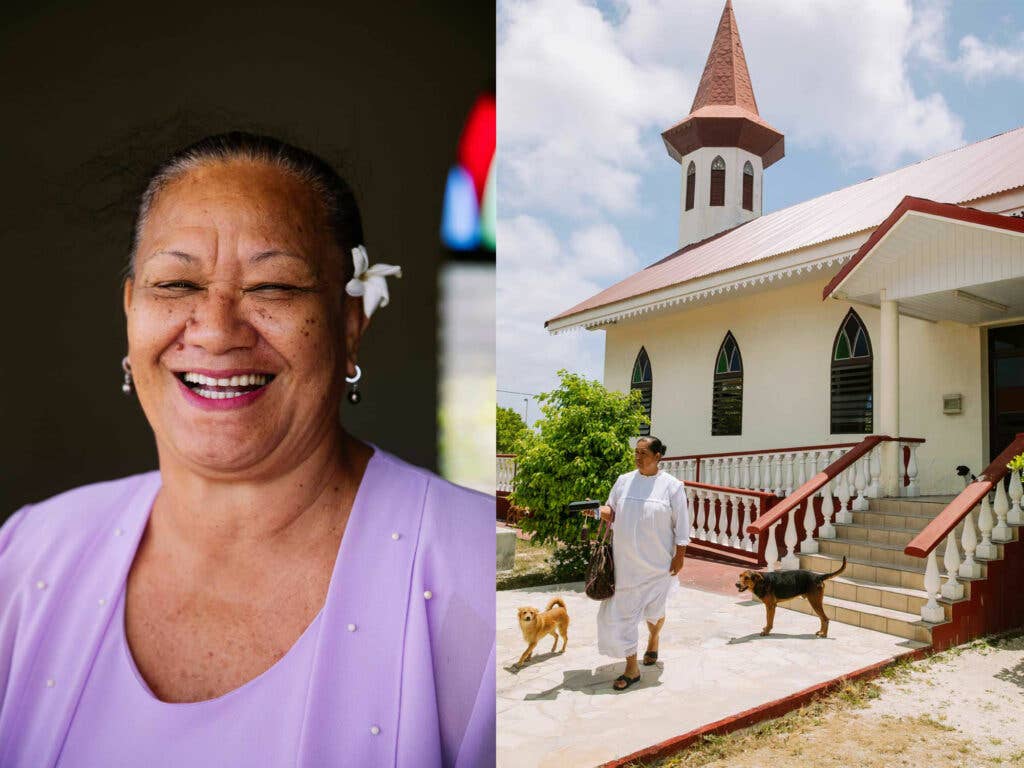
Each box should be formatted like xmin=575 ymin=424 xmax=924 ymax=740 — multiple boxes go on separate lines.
xmin=497 ymin=567 xmax=926 ymax=767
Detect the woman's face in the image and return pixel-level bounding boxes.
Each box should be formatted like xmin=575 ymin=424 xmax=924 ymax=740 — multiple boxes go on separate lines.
xmin=124 ymin=159 xmax=364 ymax=477
xmin=634 ymin=441 xmax=661 ymax=474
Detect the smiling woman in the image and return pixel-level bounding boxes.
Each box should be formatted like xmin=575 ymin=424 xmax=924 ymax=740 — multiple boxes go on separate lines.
xmin=0 ymin=134 xmax=495 ymax=767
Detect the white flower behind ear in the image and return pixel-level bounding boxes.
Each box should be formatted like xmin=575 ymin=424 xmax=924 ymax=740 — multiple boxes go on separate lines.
xmin=345 ymin=245 xmax=402 ymax=317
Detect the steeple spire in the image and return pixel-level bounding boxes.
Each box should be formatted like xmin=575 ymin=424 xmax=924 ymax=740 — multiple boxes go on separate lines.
xmin=661 ymin=0 xmax=783 ymax=169
xmin=690 ymin=0 xmax=758 ymax=115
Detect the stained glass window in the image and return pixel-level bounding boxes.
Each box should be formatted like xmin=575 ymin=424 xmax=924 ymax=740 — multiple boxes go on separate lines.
xmin=631 ymin=347 xmax=653 ymax=436
xmin=712 ymin=331 xmax=743 ymax=436
xmin=831 ymin=309 xmax=873 ymax=434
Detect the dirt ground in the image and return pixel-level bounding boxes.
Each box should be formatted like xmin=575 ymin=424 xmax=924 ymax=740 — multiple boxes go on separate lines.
xmin=640 ymin=632 xmax=1024 ymax=768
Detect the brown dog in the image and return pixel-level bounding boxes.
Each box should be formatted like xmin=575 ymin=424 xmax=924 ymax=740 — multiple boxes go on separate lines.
xmin=516 ymin=597 xmax=569 ymax=666
xmin=735 ymin=557 xmax=846 ymax=638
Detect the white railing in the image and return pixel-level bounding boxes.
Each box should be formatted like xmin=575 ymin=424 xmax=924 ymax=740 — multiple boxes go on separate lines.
xmin=496 ymin=454 xmax=517 ymax=494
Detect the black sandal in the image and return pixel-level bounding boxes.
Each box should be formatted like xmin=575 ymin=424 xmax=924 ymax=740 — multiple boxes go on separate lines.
xmin=613 ymin=673 xmax=641 ymax=690
xmin=642 ymin=651 xmax=659 ymax=666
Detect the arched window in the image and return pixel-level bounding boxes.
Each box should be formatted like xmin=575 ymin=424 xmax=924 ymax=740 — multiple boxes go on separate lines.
xmin=831 ymin=309 xmax=873 ymax=434
xmin=710 ymin=156 xmax=726 ymax=206
xmin=685 ymin=161 xmax=696 ymax=211
xmin=742 ymin=161 xmax=754 ymax=211
xmin=712 ymin=331 xmax=743 ymax=436
xmin=631 ymin=347 xmax=653 ymax=436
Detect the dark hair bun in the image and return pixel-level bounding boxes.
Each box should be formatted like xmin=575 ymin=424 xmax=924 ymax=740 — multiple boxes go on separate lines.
xmin=643 ymin=436 xmax=667 ymax=456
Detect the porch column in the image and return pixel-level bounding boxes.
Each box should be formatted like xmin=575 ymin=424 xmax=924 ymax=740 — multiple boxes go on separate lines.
xmin=879 ymin=289 xmax=901 ymax=497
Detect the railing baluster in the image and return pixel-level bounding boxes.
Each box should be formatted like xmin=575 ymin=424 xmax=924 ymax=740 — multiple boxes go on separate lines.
xmin=853 ymin=454 xmax=869 ymax=511
xmin=766 ymin=520 xmax=780 ymax=572
xmin=868 ymin=443 xmax=881 ymax=498
xmin=993 ymin=480 xmax=1012 ymax=542
xmin=695 ymin=489 xmax=707 ymax=541
xmin=781 ymin=509 xmax=800 ymax=569
xmin=686 ymin=487 xmax=697 ymax=539
xmin=801 ymin=496 xmax=818 ymax=554
xmin=977 ymin=493 xmax=996 ymax=558
xmin=1009 ymin=469 xmax=1022 ymax=524
xmin=773 ymin=453 xmax=783 ymax=497
xmin=740 ymin=456 xmax=750 ymax=490
xmin=959 ymin=507 xmax=981 ymax=578
xmin=717 ymin=492 xmax=730 ymax=546
xmin=729 ymin=494 xmax=741 ymax=548
xmin=783 ymin=453 xmax=794 ymax=497
xmin=740 ymin=497 xmax=752 ymax=552
xmin=921 ymin=549 xmax=945 ymax=622
xmin=905 ymin=442 xmax=920 ymax=496
xmin=835 ymin=462 xmax=853 ymax=524
xmin=941 ymin=533 xmax=964 ymax=600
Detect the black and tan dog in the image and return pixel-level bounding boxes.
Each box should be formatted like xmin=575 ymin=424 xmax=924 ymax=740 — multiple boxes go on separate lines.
xmin=735 ymin=557 xmax=846 ymax=638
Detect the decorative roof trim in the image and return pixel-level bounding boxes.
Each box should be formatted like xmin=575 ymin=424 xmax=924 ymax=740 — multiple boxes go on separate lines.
xmin=547 ymin=247 xmax=857 ymax=335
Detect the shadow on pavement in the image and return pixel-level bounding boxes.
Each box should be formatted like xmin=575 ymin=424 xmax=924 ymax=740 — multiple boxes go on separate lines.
xmin=523 ymin=663 xmax=666 ymax=700
xmin=727 ymin=632 xmax=833 ymax=644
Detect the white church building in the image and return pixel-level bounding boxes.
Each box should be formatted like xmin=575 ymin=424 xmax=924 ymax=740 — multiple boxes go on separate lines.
xmin=544 ymin=1 xmax=1024 ymax=645
xmin=548 ymin=1 xmax=1024 ymax=498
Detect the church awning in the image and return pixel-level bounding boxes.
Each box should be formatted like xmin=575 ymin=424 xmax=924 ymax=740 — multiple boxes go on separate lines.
xmin=822 ymin=196 xmax=1024 ymax=324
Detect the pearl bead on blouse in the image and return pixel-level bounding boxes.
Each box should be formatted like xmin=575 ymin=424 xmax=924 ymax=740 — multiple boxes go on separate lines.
xmin=423 ymin=590 xmax=432 ymax=600
xmin=347 ymin=623 xmax=356 ymax=632
xmin=370 ymin=725 xmax=380 ymax=735
xmin=391 ymin=532 xmax=400 ymax=540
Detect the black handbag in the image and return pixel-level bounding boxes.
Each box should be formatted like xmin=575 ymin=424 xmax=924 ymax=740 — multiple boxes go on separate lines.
xmin=584 ymin=520 xmax=615 ymax=601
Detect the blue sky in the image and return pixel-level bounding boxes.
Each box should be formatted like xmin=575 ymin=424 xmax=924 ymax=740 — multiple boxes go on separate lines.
xmin=497 ymin=0 xmax=1024 ymax=425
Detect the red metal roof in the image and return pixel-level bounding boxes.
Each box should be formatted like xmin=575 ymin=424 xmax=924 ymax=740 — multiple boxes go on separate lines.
xmin=548 ymin=126 xmax=1024 ymax=327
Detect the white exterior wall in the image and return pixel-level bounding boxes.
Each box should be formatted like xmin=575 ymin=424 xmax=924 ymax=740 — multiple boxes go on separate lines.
xmin=603 ymin=277 xmax=987 ymax=496
xmin=678 ymin=146 xmax=762 ymax=248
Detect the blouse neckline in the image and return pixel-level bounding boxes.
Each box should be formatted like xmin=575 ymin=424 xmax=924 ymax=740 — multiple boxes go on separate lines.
xmin=116 ymin=446 xmax=380 ymax=707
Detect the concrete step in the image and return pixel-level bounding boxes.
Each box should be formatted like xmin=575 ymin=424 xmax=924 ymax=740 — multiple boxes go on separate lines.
xmin=839 ymin=514 xmax=968 ymax=538
xmin=799 ymin=551 xmax=990 ymax=593
xmin=824 ymin=573 xmax=966 ymax=616
xmin=833 ymin=522 xmax=942 ymax=548
xmin=852 ymin=509 xmax=952 ymax=532
xmin=778 ymin=593 xmax=936 ymax=644
xmin=868 ymin=497 xmax=958 ymax=516
xmin=819 ymin=537 xmax=942 ymax=570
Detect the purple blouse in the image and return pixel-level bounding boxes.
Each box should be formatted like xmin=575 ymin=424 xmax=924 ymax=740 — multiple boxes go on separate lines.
xmin=0 ymin=449 xmax=496 ymax=767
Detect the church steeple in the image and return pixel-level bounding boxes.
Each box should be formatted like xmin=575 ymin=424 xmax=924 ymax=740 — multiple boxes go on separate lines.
xmin=689 ymin=0 xmax=759 ymax=116
xmin=663 ymin=0 xmax=784 ymax=248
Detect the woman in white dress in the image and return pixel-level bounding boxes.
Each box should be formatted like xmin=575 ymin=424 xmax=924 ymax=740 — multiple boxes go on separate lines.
xmin=589 ymin=437 xmax=690 ymax=690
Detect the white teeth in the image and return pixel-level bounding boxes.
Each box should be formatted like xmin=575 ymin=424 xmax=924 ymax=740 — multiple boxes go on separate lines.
xmin=182 ymin=372 xmax=270 ymax=388
xmin=194 ymin=389 xmax=247 ymax=400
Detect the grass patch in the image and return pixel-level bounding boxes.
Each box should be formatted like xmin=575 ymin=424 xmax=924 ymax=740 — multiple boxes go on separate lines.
xmin=496 ymin=536 xmax=560 ymax=590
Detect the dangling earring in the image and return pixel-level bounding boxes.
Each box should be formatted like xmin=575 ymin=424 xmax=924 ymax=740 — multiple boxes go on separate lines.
xmin=121 ymin=356 xmax=133 ymax=395
xmin=345 ymin=364 xmax=362 ymax=404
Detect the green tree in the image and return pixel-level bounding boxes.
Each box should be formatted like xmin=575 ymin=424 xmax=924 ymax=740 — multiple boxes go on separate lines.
xmin=496 ymin=406 xmax=530 ymax=454
xmin=511 ymin=370 xmax=649 ymax=579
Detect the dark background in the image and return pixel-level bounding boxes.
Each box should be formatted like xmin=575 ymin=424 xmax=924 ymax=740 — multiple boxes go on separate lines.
xmin=1 ymin=0 xmax=494 ymax=516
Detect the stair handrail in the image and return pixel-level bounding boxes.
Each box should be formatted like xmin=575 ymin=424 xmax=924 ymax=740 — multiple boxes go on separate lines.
xmin=684 ymin=480 xmax=777 ymax=501
xmin=746 ymin=435 xmax=890 ymax=536
xmin=661 ymin=441 xmax=864 ymax=463
xmin=904 ymin=432 xmax=1024 ymax=558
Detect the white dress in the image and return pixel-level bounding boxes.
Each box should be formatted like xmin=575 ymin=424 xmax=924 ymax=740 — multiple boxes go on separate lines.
xmin=597 ymin=469 xmax=691 ymax=659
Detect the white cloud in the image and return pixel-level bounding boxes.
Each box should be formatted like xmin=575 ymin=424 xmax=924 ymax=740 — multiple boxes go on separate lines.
xmin=616 ymin=0 xmax=965 ymax=172
xmin=496 ymin=215 xmax=639 ymax=398
xmin=498 ymin=0 xmax=687 ymax=216
xmin=955 ymin=34 xmax=1024 ymax=80
xmin=907 ymin=0 xmax=1024 ymax=81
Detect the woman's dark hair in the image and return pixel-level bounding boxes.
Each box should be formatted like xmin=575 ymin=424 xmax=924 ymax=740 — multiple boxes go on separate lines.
xmin=126 ymin=131 xmax=362 ymax=281
xmin=639 ymin=436 xmax=667 ymax=456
